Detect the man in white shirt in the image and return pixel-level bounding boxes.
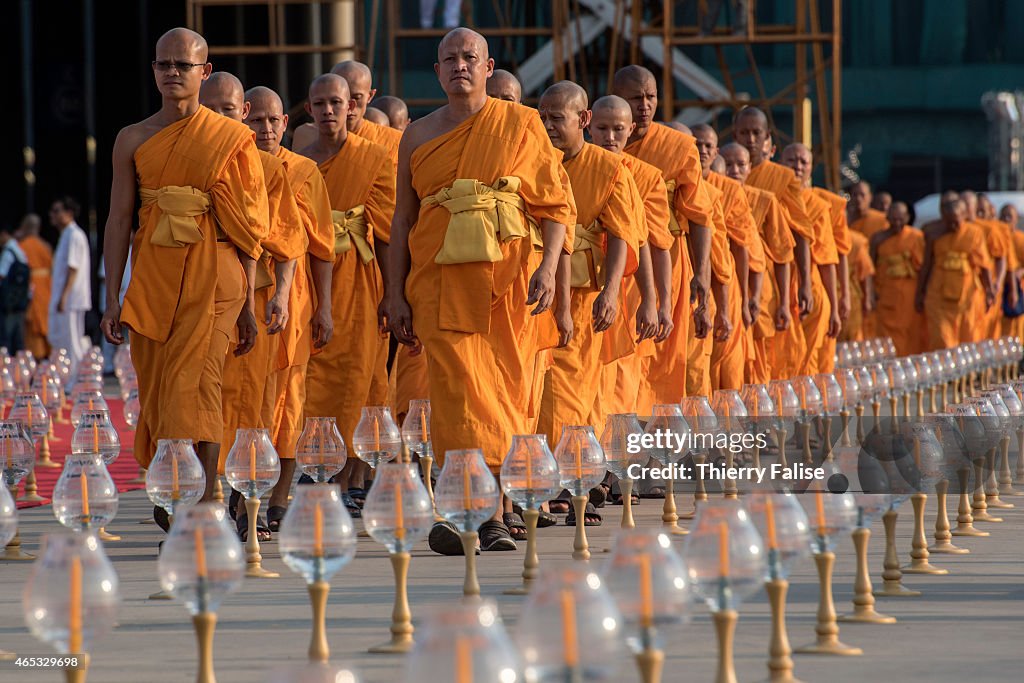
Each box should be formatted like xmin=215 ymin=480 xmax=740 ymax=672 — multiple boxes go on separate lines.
xmin=48 ymin=197 xmax=92 ymax=372
xmin=0 ymin=225 xmax=30 ymax=352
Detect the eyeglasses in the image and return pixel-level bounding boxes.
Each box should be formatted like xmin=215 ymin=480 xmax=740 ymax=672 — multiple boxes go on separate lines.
xmin=152 ymin=60 xmax=207 ymax=73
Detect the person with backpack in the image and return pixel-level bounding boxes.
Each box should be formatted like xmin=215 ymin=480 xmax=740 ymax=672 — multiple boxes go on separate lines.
xmin=48 ymin=196 xmax=92 ymax=373
xmin=0 ymin=224 xmax=32 ymax=353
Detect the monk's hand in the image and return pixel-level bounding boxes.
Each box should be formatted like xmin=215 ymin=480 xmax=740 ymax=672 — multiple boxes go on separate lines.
xmin=913 ymin=291 xmax=924 ymax=314
xmin=748 ymin=297 xmax=761 ymax=327
xmin=311 ymin=304 xmax=334 ymax=348
xmin=838 ymin=291 xmax=852 ymax=321
xmin=265 ymin=293 xmax=288 ymax=335
xmin=827 ymin=310 xmax=841 ymax=339
xmin=387 ymin=294 xmax=418 ymax=346
xmin=636 ymin=298 xmax=658 ymax=342
xmin=555 ymin=306 xmax=573 ymax=348
xmin=527 ymin=264 xmax=557 ymax=315
xmin=774 ymin=304 xmax=791 ymax=331
xmin=101 ymin=302 xmax=125 ymax=345
xmin=713 ymin=308 xmax=732 ymax=342
xmin=985 ymin=287 xmax=996 ymax=310
xmin=741 ymin=301 xmax=753 ymax=328
xmin=689 ymin=272 xmax=710 ymax=309
xmin=655 ymin=303 xmax=674 ymax=342
xmin=592 ymin=288 xmax=618 ymax=333
xmin=692 ymin=302 xmax=712 ymax=339
xmin=377 ymin=299 xmax=390 ymax=338
xmin=235 ymin=305 xmax=258 ymax=356
xmin=797 ymin=282 xmax=814 ymax=318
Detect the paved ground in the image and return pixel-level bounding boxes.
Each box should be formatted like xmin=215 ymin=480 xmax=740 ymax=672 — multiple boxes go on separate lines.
xmin=2 ymin=474 xmax=1022 ymax=683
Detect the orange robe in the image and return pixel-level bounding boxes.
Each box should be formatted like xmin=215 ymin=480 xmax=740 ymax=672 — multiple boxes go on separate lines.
xmin=538 ymin=143 xmax=641 ymax=446
xmin=624 ymin=125 xmax=716 ymax=406
xmin=873 ymin=227 xmax=925 ymax=356
xmin=976 ymin=218 xmax=1013 ymax=340
xmin=813 ymin=188 xmax=850 ymax=371
xmin=306 ymin=134 xmax=395 ymax=448
xmin=799 ymin=189 xmax=839 ymax=374
xmin=599 ymin=154 xmax=672 ymax=417
xmin=355 ymin=118 xmax=402 ymax=169
xmin=706 ymin=172 xmax=757 ymax=392
xmin=849 ymin=208 xmax=889 ymax=240
xmin=265 ymin=146 xmax=335 ymax=458
xmin=924 ymin=222 xmax=992 ymax=349
xmin=743 ymin=186 xmax=794 ymax=384
xmin=218 ymin=151 xmax=307 ymax=470
xmin=407 ymin=98 xmax=575 ymax=469
xmin=841 ymin=231 xmax=874 ymax=343
xmin=746 ymin=161 xmax=813 ymax=378
xmin=126 ymin=106 xmax=268 ymax=467
xmin=1003 ymin=229 xmax=1024 ymax=339
xmin=18 ymin=235 xmax=52 ymax=359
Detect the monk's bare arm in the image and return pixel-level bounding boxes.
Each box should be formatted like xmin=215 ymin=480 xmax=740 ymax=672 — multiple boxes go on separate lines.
xmin=555 ymin=253 xmax=572 ymax=347
xmin=793 ymin=235 xmax=813 ymax=316
xmin=100 ymin=127 xmax=140 ymax=345
xmin=729 ymin=240 xmax=750 ymax=327
xmin=528 ymin=219 xmax=567 ymax=315
xmin=267 ymin=258 xmax=297 ymax=334
xmin=915 ymin=233 xmax=935 ymax=313
xmin=863 ymin=274 xmax=875 ymax=313
xmin=818 ymin=263 xmax=840 ymax=338
xmin=774 ymin=261 xmax=792 ymax=330
xmin=386 ymin=124 xmax=421 ymax=345
xmin=651 ymin=246 xmax=673 ymax=341
xmin=688 ymin=224 xmax=712 ymax=305
xmin=235 ymin=253 xmax=258 ymax=356
xmin=748 ymin=269 xmax=764 ymax=324
xmin=310 ymin=257 xmax=334 ymax=347
xmin=711 ymin=275 xmax=731 ymax=342
xmin=593 ymin=235 xmax=627 ymax=332
xmin=634 ymin=244 xmax=658 ymax=342
xmin=980 ymin=267 xmax=995 ymax=308
xmin=837 ymin=253 xmax=851 ymax=321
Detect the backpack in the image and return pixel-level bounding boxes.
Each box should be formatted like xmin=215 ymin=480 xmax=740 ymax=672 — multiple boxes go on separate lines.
xmin=0 ymin=245 xmax=30 ymax=314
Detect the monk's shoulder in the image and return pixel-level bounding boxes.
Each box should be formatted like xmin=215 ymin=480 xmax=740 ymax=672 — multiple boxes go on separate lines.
xmin=920 ymin=220 xmax=945 ymax=240
xmin=347 ymin=132 xmax=390 ymax=167
xmin=276 ymin=147 xmax=319 ymax=185
xmin=400 ymin=108 xmax=450 ymax=155
xmin=258 ymin=149 xmax=286 ymax=178
xmin=622 ymin=155 xmax=664 ymax=194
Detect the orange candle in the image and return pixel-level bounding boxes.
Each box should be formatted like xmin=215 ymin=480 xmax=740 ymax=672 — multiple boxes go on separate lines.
xmin=800 ymin=384 xmax=807 ymax=411
xmin=454 ymin=635 xmax=472 ymax=683
xmin=638 ymin=553 xmax=654 ymax=628
xmin=92 ymin=421 xmax=99 ymax=451
xmin=764 ymin=497 xmax=778 ymax=550
xmin=194 ymin=527 xmax=207 ymax=578
xmin=913 ymin=437 xmax=921 ymax=469
xmin=815 ymin=490 xmax=826 ymax=532
xmin=171 ymin=453 xmax=180 ymax=501
xmin=313 ymin=503 xmax=324 ymax=558
xmin=718 ymin=521 xmax=729 ymax=577
xmin=317 ymin=422 xmax=325 ymax=466
xmin=420 ymin=409 xmax=428 ymax=441
xmin=573 ymin=434 xmax=583 ymax=481
xmin=27 ymin=402 xmax=32 ymax=431
xmin=249 ymin=440 xmax=257 ymax=482
xmin=373 ymin=415 xmax=380 ymax=451
xmin=68 ymin=555 xmax=82 ymax=654
xmin=525 ymin=442 xmax=534 ymax=490
xmin=463 ymin=464 xmax=473 ymax=511
xmin=560 ymin=589 xmax=579 ymax=668
xmin=80 ymin=471 xmax=90 ymax=519
xmin=88 ymin=398 xmax=93 ymax=411
xmin=394 ymin=480 xmax=406 ymax=541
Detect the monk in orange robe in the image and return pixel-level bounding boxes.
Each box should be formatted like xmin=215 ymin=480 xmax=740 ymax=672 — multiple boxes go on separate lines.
xmin=1000 ymin=203 xmax=1024 ymax=339
xmin=200 ymin=75 xmax=306 ymax=501
xmin=612 ymin=66 xmax=715 ymax=406
xmin=589 ymin=95 xmax=673 ymax=417
xmin=694 ymin=125 xmax=756 ymax=391
xmin=241 ymin=86 xmax=336 ymax=516
xmin=100 ymin=28 xmax=266 ymax=505
xmin=535 ymin=82 xmax=641 ymax=446
xmin=719 ymin=142 xmax=795 ymax=384
xmin=16 ymin=214 xmax=52 ymax=359
xmin=869 ymin=201 xmax=925 ymax=355
xmin=300 ymin=74 xmax=394 ymax=507
xmin=387 ymin=29 xmax=575 ymax=550
xmin=375 ymin=95 xmax=410 ymax=131
xmin=848 ymin=181 xmax=890 ymax=239
xmin=781 ymin=143 xmax=840 ymax=374
xmin=975 ymin=192 xmax=1015 ymax=340
xmin=813 ymin=184 xmax=851 ymax=371
xmin=916 ymin=193 xmax=994 ymax=349
xmin=842 ymin=230 xmax=875 ymax=343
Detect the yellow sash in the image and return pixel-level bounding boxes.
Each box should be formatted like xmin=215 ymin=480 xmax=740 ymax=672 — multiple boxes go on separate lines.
xmin=665 ymin=179 xmax=682 ymax=236
xmin=139 ymin=186 xmax=210 ymax=247
xmin=421 ymin=176 xmax=541 ymax=264
xmin=883 ymin=252 xmax=915 ymax=279
xmin=941 ymin=250 xmax=969 ymax=272
xmin=570 ymin=220 xmax=605 ymax=289
xmin=331 ymin=206 xmax=374 ymax=263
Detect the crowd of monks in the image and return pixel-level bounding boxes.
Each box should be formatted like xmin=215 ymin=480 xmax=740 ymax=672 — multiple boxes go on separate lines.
xmin=99 ymin=26 xmax=1024 ymax=552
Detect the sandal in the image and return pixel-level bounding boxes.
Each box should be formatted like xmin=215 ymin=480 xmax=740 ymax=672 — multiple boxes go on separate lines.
xmin=348 ymin=487 xmax=367 ymax=507
xmin=548 ymin=490 xmax=572 ymax=514
xmin=341 ymin=491 xmax=362 ymax=519
xmin=513 ymin=503 xmax=557 ymax=528
xmin=228 ymin=488 xmax=241 ymax=520
xmin=236 ymin=511 xmax=272 ymax=542
xmin=479 ymin=520 xmax=517 ymax=551
xmin=588 ymin=483 xmax=609 ymax=508
xmin=503 ymin=512 xmax=528 ymax=541
xmin=639 ymin=486 xmax=666 ymax=499
xmin=266 ymin=505 xmax=288 ymax=533
xmin=566 ymin=502 xmax=602 ymax=527
xmin=427 ymin=520 xmax=477 ymax=556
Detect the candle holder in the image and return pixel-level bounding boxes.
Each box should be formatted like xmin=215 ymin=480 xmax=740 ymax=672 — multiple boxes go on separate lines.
xmin=146 ymin=439 xmax=206 ymax=599
xmin=23 ymin=532 xmax=120 ymax=683
xmin=1 ymin=419 xmax=35 ymax=560
xmin=740 ymin=384 xmax=775 ymax=470
xmin=711 ymin=391 xmax=748 ymax=498
xmin=794 ymin=489 xmax=862 ymax=656
xmin=814 ymin=374 xmax=844 ymax=460
xmin=681 ymin=396 xmax=719 ymax=512
xmin=404 ymin=601 xmax=520 ymax=682
xmin=792 ymin=376 xmax=822 ymax=466
xmin=352 ymin=405 xmax=403 ymax=471
xmin=123 ymin=389 xmax=147 ymax=486
xmin=517 ymin=565 xmax=623 ymax=681
xmin=553 ymin=426 xmax=606 ymax=561
xmin=927 ymin=413 xmax=970 ymax=554
xmin=644 ymin=404 xmax=691 ymax=532
xmin=868 ymin=363 xmax=890 ymax=430
xmin=853 ymin=365 xmax=875 ymax=445
xmin=603 ymin=529 xmax=690 ymax=683
xmin=280 ymin=484 xmax=357 ymax=661
xmin=978 ymin=390 xmax=1015 ymax=509
xmin=767 ymin=380 xmax=800 ymax=469
xmin=834 ymin=369 xmax=860 ymax=447
xmin=52 ymin=454 xmax=118 ymax=533
xmin=989 ymin=384 xmax=1021 ymax=496
xmin=39 ymin=375 xmax=63 ymax=445
xmin=69 ymin=389 xmax=106 ymax=429
xmin=897 ymin=421 xmax=949 ymax=575
xmin=401 ymin=399 xmax=437 ymax=515
xmin=601 ymin=414 xmax=645 ymax=527
xmin=364 ymin=462 xmax=433 ymax=652
xmin=225 ymin=428 xmax=281 ymax=578
xmin=746 ymin=491 xmax=811 ymax=682
xmin=899 ymin=358 xmax=919 ymax=418
xmin=500 ymin=435 xmax=561 ymax=594
xmin=295 ymin=417 xmax=347 ymax=483
xmin=683 ymin=498 xmax=767 ymax=683
xmin=435 ymin=448 xmax=499 ymax=595
xmin=964 ymin=396 xmax=1004 ymax=522
xmin=158 ymin=503 xmax=244 ymax=683
xmin=71 ymin=410 xmax=121 ymax=541
xmin=10 ymin=392 xmax=50 ymax=489
xmin=946 ymin=404 xmax=992 ymax=538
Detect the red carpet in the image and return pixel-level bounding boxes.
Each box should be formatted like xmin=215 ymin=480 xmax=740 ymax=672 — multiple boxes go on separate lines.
xmin=13 ymin=397 xmax=145 ymax=509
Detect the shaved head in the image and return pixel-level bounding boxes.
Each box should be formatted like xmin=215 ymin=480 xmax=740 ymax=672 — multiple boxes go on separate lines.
xmin=848 ymin=180 xmax=872 ymax=215
xmin=244 ymin=86 xmax=287 ymax=153
xmin=245 ymin=85 xmax=283 ymax=112
xmin=887 ymin=201 xmax=910 ymax=231
xmin=591 ymin=95 xmax=631 ymax=118
xmin=612 ymin=65 xmax=656 ymax=93
xmin=306 ymin=74 xmax=351 ymax=141
xmin=871 ymin=191 xmax=892 ymax=213
xmin=692 ymin=124 xmax=719 ymax=175
xmin=611 ymin=66 xmax=659 ymax=142
xmin=733 ymin=107 xmax=771 ymax=166
xmin=780 ymin=142 xmax=813 ymax=185
xmin=961 ymin=189 xmax=978 ymax=218
xmin=1000 ymin=203 xmax=1019 ymax=228
xmin=710 ymin=156 xmax=727 ymax=174
xmin=590 ymin=96 xmax=634 ymax=155
xmin=329 ymin=60 xmax=375 ymax=130
xmin=156 ymin=27 xmax=208 ymax=61
xmin=153 ymin=28 xmax=211 ymax=100
xmin=200 ymin=71 xmax=247 ymax=121
xmin=374 ymin=95 xmax=409 ymax=131
xmin=540 ymin=81 xmax=588 ymax=111
xmin=364 ymin=106 xmax=389 ymax=126
xmin=719 ymin=142 xmax=751 ymax=183
xmin=435 ymin=27 xmax=493 ymax=98
xmin=486 ymin=69 xmax=522 ymax=103
xmin=664 ymin=121 xmax=692 ymax=135
xmin=330 ymin=60 xmax=371 ymax=88
xmin=438 ymin=27 xmax=489 ymax=61
xmin=538 ymin=81 xmax=590 ymax=157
